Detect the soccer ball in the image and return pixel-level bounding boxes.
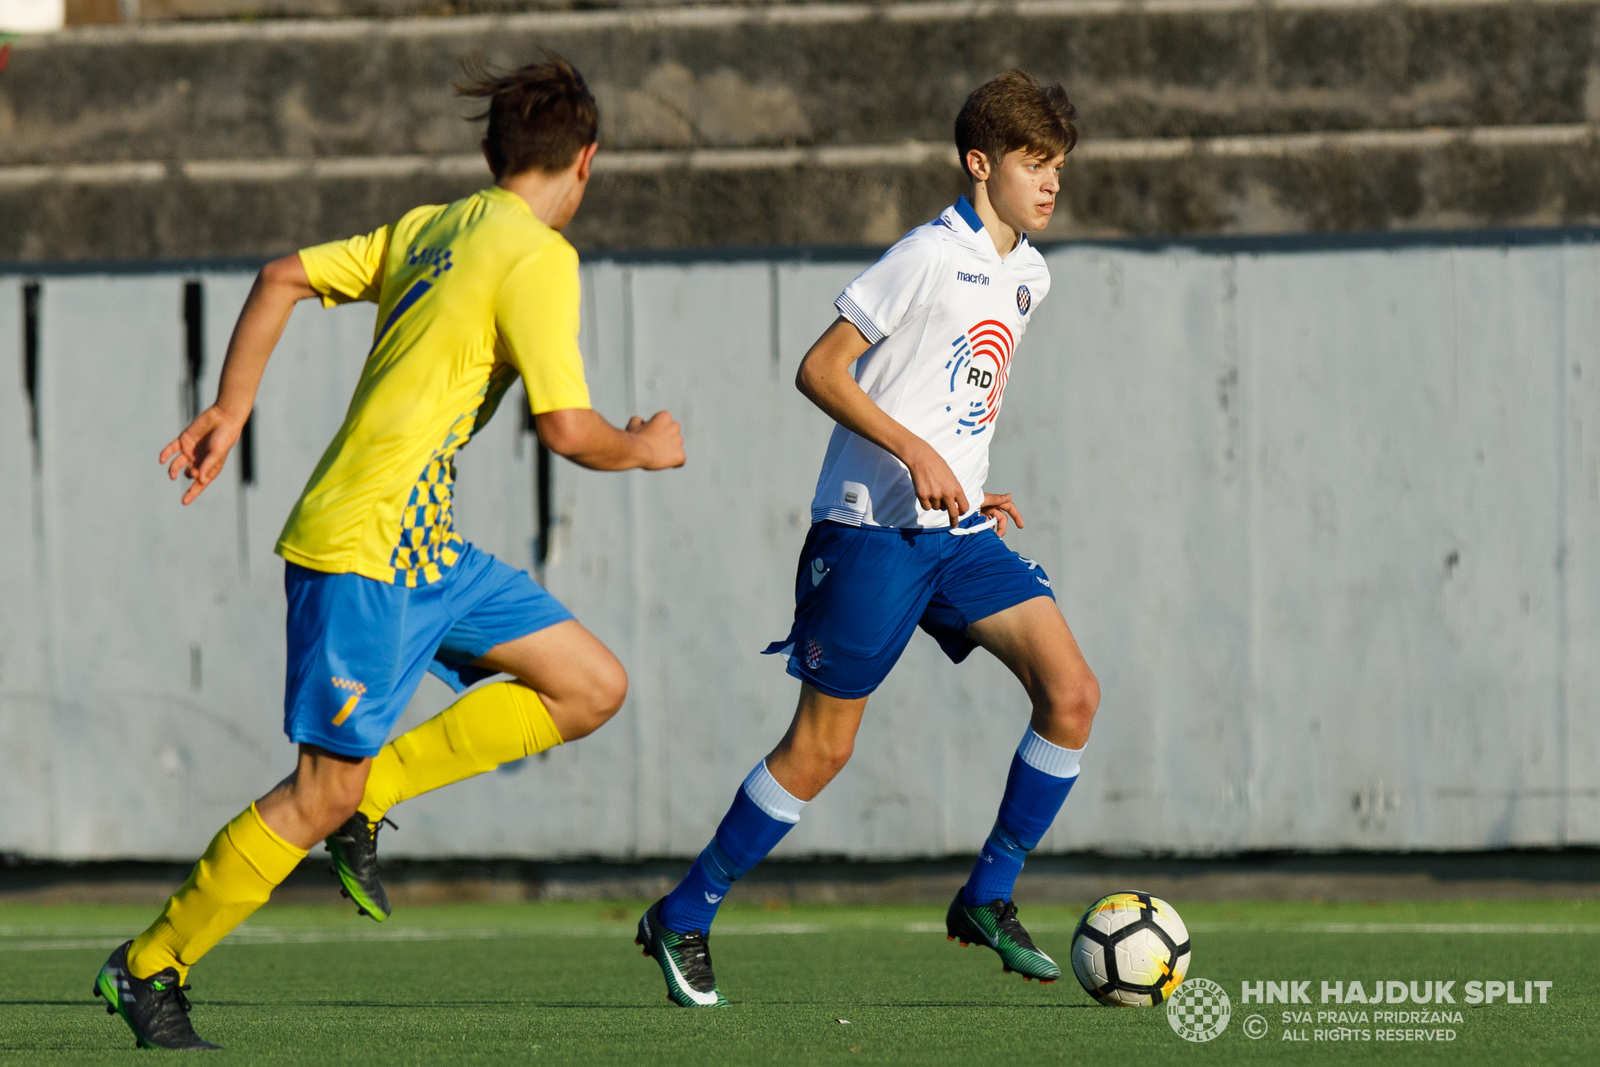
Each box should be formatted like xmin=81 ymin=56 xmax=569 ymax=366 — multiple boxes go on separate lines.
xmin=1070 ymin=891 xmax=1191 ymax=1006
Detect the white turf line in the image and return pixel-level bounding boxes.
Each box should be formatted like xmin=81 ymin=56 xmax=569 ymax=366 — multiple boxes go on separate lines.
xmin=5 ymin=921 xmax=1600 ymax=951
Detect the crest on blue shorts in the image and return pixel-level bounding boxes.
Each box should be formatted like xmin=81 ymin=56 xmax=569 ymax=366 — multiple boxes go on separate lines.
xmin=804 ymin=639 xmax=825 ymax=670
xmin=1016 ymin=285 xmax=1031 ymax=315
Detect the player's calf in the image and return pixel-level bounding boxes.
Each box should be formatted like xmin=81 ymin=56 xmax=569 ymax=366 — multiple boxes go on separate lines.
xmin=762 ymin=685 xmax=867 ymax=800
xmin=256 ymin=745 xmax=372 ymax=849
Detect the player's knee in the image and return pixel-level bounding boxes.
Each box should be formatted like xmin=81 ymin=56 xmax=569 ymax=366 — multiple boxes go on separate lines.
xmin=1078 ymin=669 xmax=1101 ymax=719
xmin=1043 ymin=666 xmax=1099 ymax=737
xmin=817 ymin=736 xmax=855 ymax=779
xmin=592 ymin=659 xmax=628 ymax=720
xmin=563 ymin=658 xmax=628 ymax=740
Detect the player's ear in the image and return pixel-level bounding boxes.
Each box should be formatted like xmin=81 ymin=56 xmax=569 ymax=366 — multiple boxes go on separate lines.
xmin=965 ymin=149 xmax=991 ymax=183
xmin=574 ymin=141 xmax=599 ymax=182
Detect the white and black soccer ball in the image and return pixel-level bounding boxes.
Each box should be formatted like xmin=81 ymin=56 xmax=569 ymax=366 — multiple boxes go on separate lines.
xmin=1070 ymin=891 xmax=1191 ymax=1007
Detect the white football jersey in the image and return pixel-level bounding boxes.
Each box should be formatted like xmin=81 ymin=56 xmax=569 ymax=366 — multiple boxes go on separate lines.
xmin=812 ymin=197 xmax=1051 ymax=529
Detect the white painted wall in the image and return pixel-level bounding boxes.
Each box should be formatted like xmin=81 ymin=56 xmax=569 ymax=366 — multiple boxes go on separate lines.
xmin=1 ymin=238 xmax=1596 ymax=860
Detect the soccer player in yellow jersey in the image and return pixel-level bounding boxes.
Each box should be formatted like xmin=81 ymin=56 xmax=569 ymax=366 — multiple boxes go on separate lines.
xmin=93 ymin=55 xmax=683 ymax=1051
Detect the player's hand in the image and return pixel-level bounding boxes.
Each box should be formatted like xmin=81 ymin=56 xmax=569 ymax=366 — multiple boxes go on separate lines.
xmin=627 ymin=410 xmax=686 ymax=470
xmin=159 ymin=404 xmax=245 ymax=506
xmin=905 ymin=439 xmax=968 ymax=527
xmin=980 ymin=492 xmax=1024 ymax=537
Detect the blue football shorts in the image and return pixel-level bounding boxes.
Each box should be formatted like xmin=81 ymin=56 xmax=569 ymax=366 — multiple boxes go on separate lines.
xmin=282 ymin=542 xmax=574 ymax=757
xmin=763 ymin=514 xmax=1057 ymax=699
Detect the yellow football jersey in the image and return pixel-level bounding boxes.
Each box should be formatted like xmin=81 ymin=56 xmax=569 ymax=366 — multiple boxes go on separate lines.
xmin=277 ymin=186 xmax=591 ymax=587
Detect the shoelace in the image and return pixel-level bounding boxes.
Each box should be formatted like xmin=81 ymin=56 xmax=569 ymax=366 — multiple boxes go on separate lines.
xmin=992 ymin=901 xmax=1041 ymax=952
xmin=674 ymin=931 xmax=717 ymax=988
xmin=153 ymin=980 xmax=195 ymax=1015
xmin=369 ymin=816 xmax=399 ymax=841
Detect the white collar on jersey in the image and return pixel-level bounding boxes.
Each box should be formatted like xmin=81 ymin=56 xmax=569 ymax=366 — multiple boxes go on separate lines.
xmin=945 ymin=196 xmax=1030 ymax=262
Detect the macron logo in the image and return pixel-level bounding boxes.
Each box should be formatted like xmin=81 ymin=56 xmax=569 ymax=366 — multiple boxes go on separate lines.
xmin=956 ymin=271 xmax=990 ymax=286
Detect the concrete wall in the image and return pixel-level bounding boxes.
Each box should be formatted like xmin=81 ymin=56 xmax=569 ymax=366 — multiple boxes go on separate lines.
xmin=2 ymin=232 xmax=1598 ymax=861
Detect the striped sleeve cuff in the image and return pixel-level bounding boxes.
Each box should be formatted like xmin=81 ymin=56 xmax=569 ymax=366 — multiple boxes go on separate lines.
xmin=835 ymin=293 xmax=887 ymax=345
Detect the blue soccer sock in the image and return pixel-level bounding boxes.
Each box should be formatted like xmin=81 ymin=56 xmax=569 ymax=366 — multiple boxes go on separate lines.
xmin=658 ymin=760 xmax=806 ymax=934
xmin=963 ymin=727 xmax=1083 ymax=906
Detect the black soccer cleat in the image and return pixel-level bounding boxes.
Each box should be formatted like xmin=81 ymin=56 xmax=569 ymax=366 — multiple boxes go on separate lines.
xmin=325 ymin=813 xmax=396 ymax=922
xmin=636 ymin=899 xmax=729 ymax=1007
xmin=945 ymin=891 xmax=1062 ymax=983
xmin=93 ymin=940 xmax=220 ymax=1050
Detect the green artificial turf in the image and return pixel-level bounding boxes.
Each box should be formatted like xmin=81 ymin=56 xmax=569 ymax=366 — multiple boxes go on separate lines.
xmin=2 ymin=898 xmax=1596 ymax=1065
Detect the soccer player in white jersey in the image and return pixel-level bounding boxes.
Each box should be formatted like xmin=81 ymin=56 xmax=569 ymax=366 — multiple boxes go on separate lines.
xmin=637 ymin=70 xmax=1098 ymax=1006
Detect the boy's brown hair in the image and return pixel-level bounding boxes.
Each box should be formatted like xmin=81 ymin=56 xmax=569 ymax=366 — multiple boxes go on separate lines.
xmin=455 ymin=52 xmax=599 ymax=179
xmin=954 ymin=70 xmax=1078 ymax=178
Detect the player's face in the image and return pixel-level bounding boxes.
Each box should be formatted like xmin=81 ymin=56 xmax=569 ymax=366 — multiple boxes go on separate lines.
xmin=988 ymin=148 xmax=1066 ymax=234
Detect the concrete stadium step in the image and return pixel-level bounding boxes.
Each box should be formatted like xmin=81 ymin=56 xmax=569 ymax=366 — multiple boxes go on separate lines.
xmin=7 ymin=127 xmax=1600 ymax=261
xmin=10 ymin=1 xmax=1600 ymax=166
xmin=67 ymin=0 xmax=838 ymax=29
xmin=4 ymin=0 xmax=1600 ymax=259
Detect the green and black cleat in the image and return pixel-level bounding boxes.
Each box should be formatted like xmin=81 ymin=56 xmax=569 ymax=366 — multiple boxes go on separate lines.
xmin=945 ymin=891 xmax=1062 ymax=983
xmin=636 ymin=899 xmax=729 ymax=1007
xmin=325 ymin=813 xmax=396 ymax=922
xmin=93 ymin=940 xmax=220 ymax=1050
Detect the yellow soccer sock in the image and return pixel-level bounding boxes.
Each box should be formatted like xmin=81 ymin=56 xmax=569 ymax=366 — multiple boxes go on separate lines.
xmin=359 ymin=681 xmax=563 ymax=822
xmin=127 ymin=803 xmax=307 ymax=982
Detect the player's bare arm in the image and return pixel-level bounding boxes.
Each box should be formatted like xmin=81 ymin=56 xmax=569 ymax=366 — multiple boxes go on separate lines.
xmin=535 ymin=407 xmax=685 ymax=471
xmin=158 ymin=253 xmax=317 ymax=505
xmin=796 ymin=318 xmax=972 ymax=526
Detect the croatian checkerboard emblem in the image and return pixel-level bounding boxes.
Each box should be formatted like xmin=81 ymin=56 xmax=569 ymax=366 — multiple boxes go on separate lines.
xmin=1016 ymin=284 xmax=1031 ymax=315
xmin=1166 ymin=977 xmax=1230 ymax=1042
xmin=803 ymin=639 xmax=824 ymax=669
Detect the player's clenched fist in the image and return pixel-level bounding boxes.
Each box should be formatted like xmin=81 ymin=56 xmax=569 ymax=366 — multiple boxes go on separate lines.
xmin=626 ymin=410 xmax=686 ymax=470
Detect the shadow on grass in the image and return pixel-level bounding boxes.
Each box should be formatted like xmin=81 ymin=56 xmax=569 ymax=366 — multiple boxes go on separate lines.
xmin=742 ymin=1001 xmax=1099 ymax=1010
xmin=199 ymin=999 xmax=667 ymax=1009
xmin=194 ymin=998 xmax=1099 ymax=1011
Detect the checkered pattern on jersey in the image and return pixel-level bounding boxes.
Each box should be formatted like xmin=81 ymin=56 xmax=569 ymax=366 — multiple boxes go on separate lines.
xmin=387 ymin=365 xmax=519 ymax=588
xmin=390 ymin=451 xmax=465 ymax=587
